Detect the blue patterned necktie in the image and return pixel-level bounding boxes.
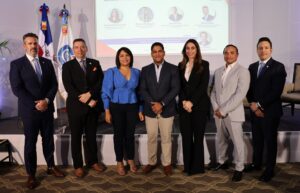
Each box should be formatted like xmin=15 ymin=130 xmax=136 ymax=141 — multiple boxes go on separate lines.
xmin=33 ymin=58 xmax=42 ymax=82
xmin=257 ymin=62 xmax=265 ymax=77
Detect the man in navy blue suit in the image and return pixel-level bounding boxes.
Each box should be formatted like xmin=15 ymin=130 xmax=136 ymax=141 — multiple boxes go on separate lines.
xmin=9 ymin=33 xmax=64 ymax=189
xmin=246 ymin=37 xmax=287 ymax=182
xmin=140 ymin=42 xmax=180 ymax=176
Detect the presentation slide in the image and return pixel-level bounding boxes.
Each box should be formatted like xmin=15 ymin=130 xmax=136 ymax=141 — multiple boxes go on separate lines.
xmin=96 ymin=0 xmax=228 ymax=57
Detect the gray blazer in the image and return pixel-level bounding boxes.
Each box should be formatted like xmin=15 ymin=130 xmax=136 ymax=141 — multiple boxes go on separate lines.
xmin=210 ymin=63 xmax=250 ymax=122
xmin=140 ymin=61 xmax=180 ymax=118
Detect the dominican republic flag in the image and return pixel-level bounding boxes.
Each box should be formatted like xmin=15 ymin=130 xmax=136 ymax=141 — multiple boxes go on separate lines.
xmin=38 ymin=3 xmax=58 ymax=117
xmin=38 ymin=3 xmax=54 ymax=61
xmin=56 ymin=4 xmax=74 ymax=105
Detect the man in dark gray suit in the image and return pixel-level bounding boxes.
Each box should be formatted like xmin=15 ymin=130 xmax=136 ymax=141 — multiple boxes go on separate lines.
xmin=140 ymin=42 xmax=180 ymax=176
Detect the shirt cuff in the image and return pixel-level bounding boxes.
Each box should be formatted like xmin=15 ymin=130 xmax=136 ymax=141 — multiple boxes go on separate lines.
xmin=257 ymin=102 xmax=264 ymax=110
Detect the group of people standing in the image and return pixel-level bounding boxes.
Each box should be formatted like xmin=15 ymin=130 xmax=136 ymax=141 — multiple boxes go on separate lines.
xmin=10 ymin=32 xmax=286 ymax=189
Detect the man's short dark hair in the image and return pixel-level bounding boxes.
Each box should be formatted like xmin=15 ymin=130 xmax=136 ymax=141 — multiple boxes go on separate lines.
xmin=257 ymin=37 xmax=272 ymax=48
xmin=151 ymin=42 xmax=164 ymax=51
xmin=223 ymin=44 xmax=239 ymax=54
xmin=23 ymin=33 xmax=38 ymax=42
xmin=73 ymin=38 xmax=86 ymax=46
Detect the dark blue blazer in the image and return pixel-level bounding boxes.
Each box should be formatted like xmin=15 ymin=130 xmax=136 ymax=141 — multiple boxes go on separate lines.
xmin=9 ymin=55 xmax=58 ymax=118
xmin=140 ymin=61 xmax=180 ymax=118
xmin=247 ymin=58 xmax=287 ymax=117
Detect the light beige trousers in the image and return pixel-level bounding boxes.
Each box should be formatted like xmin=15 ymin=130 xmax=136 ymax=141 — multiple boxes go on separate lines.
xmin=145 ymin=116 xmax=174 ymax=166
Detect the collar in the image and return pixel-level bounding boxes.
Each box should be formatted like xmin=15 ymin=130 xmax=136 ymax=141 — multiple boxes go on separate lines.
xmin=153 ymin=60 xmax=164 ymax=68
xmin=225 ymin=61 xmax=237 ymax=69
xmin=76 ymin=57 xmax=87 ymax=63
xmin=259 ymin=57 xmax=271 ymax=64
xmin=26 ymin=53 xmax=38 ymax=62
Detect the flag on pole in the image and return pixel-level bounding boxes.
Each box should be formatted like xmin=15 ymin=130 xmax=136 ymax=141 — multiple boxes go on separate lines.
xmin=38 ymin=3 xmax=58 ymax=118
xmin=56 ymin=4 xmax=74 ymax=104
xmin=38 ymin=3 xmax=54 ymax=61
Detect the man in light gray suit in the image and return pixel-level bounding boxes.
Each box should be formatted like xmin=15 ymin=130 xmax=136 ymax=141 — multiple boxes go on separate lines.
xmin=210 ymin=44 xmax=250 ymax=182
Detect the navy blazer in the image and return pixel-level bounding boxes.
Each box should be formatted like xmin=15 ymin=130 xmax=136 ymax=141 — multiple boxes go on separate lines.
xmin=247 ymin=58 xmax=286 ymax=117
xmin=140 ymin=61 xmax=180 ymax=118
xmin=62 ymin=58 xmax=103 ymax=116
xmin=178 ymin=60 xmax=210 ymax=112
xmin=9 ymin=55 xmax=58 ymax=118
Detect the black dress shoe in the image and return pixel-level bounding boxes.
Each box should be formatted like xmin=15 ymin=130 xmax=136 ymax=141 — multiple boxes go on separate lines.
xmin=259 ymin=170 xmax=274 ymax=182
xmin=232 ymin=170 xmax=243 ymax=182
xmin=243 ymin=164 xmax=261 ymax=173
xmin=187 ymin=170 xmax=205 ymax=176
xmin=206 ymin=162 xmax=216 ymax=170
xmin=213 ymin=163 xmax=229 ymax=171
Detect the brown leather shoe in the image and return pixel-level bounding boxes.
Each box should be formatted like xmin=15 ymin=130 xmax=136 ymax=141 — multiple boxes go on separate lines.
xmin=74 ymin=167 xmax=85 ymax=178
xmin=91 ymin=163 xmax=105 ymax=173
xmin=26 ymin=175 xmax=38 ymax=189
xmin=47 ymin=166 xmax=65 ymax=177
xmin=164 ymin=165 xmax=172 ymax=176
xmin=143 ymin=164 xmax=156 ymax=174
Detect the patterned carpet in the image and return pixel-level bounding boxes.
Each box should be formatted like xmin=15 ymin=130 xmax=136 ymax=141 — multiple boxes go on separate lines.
xmin=0 ymin=163 xmax=300 ymax=193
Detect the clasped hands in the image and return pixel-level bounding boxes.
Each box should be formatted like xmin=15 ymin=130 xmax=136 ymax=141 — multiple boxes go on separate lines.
xmin=182 ymin=100 xmax=193 ymax=113
xmin=214 ymin=109 xmax=224 ymax=119
xmin=78 ymin=92 xmax=97 ymax=108
xmin=35 ymin=99 xmax=48 ymax=112
xmin=151 ymin=102 xmax=163 ymax=114
xmin=250 ymin=102 xmax=264 ymax=117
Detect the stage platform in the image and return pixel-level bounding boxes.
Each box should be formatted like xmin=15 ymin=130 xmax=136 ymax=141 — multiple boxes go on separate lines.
xmin=0 ymin=108 xmax=299 ymax=165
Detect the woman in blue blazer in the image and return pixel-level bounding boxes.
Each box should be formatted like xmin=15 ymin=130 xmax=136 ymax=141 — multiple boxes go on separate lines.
xmin=102 ymin=47 xmax=144 ymax=175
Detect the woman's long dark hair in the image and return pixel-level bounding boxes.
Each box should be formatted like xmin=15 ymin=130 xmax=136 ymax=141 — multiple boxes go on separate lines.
xmin=179 ymin=39 xmax=204 ymax=73
xmin=115 ymin=47 xmax=133 ymax=68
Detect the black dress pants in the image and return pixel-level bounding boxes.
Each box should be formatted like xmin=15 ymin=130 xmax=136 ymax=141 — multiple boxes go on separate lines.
xmin=110 ymin=103 xmax=138 ymax=162
xmin=179 ymin=110 xmax=207 ymax=174
xmin=69 ymin=109 xmax=99 ymax=169
xmin=251 ymin=113 xmax=280 ymax=173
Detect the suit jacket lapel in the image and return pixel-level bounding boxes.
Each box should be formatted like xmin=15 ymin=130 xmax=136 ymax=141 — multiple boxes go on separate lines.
xmin=39 ymin=57 xmax=48 ymax=85
xmin=216 ymin=67 xmax=223 ymax=91
xmin=149 ymin=64 xmax=158 ymax=87
xmin=157 ymin=62 xmax=166 ymax=85
xmin=75 ymin=58 xmax=86 ymax=75
xmin=223 ymin=64 xmax=238 ymax=86
xmin=187 ymin=66 xmax=197 ymax=83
